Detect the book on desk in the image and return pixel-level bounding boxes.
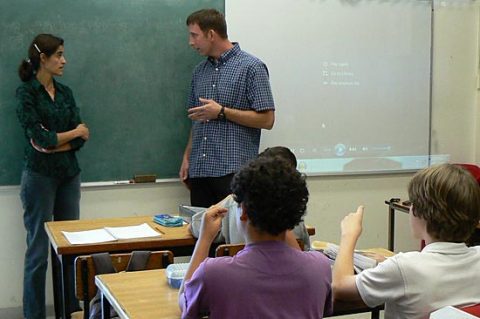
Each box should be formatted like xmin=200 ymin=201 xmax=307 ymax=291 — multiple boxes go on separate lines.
xmin=312 ymin=241 xmax=394 ymax=273
xmin=61 ymin=223 xmax=161 ymax=245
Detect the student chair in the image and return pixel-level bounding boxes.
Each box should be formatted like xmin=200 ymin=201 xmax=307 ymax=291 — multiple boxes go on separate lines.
xmin=215 ymin=240 xmax=305 ymax=257
xmin=72 ymin=250 xmax=174 ymax=319
xmin=458 ymin=163 xmax=480 ymax=184
xmin=215 ymin=243 xmax=246 ymax=257
xmin=458 ymin=164 xmax=480 ymax=246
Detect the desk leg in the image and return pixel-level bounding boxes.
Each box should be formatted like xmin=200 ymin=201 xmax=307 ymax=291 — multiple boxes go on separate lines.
xmin=51 ymin=245 xmax=64 ymax=319
xmin=371 ymin=308 xmax=380 ymax=319
xmin=101 ymin=293 xmax=111 ymax=319
xmin=388 ymin=206 xmax=395 ymax=252
xmin=60 ymin=255 xmax=79 ymax=319
xmin=51 ymin=251 xmax=77 ymax=319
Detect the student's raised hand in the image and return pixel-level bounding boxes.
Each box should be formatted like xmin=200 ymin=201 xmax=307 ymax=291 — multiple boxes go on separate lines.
xmin=340 ymin=205 xmax=364 ymax=241
xmin=199 ymin=206 xmax=228 ymax=243
xmin=188 ymin=98 xmax=222 ymax=122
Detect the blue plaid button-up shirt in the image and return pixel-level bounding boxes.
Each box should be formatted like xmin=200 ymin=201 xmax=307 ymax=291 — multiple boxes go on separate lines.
xmin=188 ymin=43 xmax=275 ymax=178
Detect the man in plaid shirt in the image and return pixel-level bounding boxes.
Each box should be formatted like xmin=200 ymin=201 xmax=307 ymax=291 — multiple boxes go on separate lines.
xmin=180 ymin=9 xmax=275 ymax=207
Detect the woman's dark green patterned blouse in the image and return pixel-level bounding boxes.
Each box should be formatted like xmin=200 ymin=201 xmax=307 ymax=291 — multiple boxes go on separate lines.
xmin=16 ymin=78 xmax=85 ymax=179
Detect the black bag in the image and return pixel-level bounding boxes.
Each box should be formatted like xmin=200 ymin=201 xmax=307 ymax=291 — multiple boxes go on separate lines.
xmin=89 ymin=251 xmax=151 ymax=319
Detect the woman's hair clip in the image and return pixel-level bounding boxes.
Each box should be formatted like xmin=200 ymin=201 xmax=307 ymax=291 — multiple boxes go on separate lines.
xmin=33 ymin=43 xmax=41 ymax=53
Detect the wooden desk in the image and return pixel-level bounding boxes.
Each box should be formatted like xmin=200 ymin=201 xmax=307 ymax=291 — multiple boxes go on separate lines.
xmin=96 ymin=269 xmax=180 ymax=319
xmin=96 ymin=269 xmax=383 ymax=319
xmin=45 ymin=216 xmax=195 ymax=319
xmin=46 ymin=216 xmax=316 ymax=318
xmin=45 ymin=216 xmax=315 ymax=319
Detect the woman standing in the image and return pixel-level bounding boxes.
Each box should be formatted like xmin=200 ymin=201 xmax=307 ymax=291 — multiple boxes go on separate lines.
xmin=16 ymin=34 xmax=89 ymax=319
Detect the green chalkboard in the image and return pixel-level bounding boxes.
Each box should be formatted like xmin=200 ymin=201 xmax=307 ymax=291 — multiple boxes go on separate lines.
xmin=0 ymin=0 xmax=224 ymax=185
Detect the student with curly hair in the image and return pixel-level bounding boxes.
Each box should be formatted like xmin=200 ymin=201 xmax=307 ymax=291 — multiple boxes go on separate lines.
xmin=332 ymin=163 xmax=480 ymax=319
xmin=179 ymin=156 xmax=332 ymax=318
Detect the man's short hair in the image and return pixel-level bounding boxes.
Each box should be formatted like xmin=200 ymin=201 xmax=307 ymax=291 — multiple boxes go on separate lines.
xmin=258 ymin=146 xmax=297 ymax=168
xmin=408 ymin=163 xmax=480 ymax=242
xmin=186 ymin=8 xmax=228 ymax=39
xmin=231 ymin=156 xmax=308 ymax=236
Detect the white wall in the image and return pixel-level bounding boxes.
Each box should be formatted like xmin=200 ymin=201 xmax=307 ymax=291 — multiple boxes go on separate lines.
xmin=0 ymin=2 xmax=478 ymax=311
xmin=430 ymin=2 xmax=480 ymax=162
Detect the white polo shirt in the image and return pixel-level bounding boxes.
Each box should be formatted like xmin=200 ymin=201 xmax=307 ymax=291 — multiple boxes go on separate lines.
xmin=356 ymin=242 xmax=480 ymax=319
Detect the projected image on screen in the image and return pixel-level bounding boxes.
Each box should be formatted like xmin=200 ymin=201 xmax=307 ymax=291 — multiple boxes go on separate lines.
xmin=227 ymin=0 xmax=447 ymax=174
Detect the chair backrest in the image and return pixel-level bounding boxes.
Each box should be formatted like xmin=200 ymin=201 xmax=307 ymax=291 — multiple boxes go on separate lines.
xmin=215 ymin=240 xmax=305 ymax=257
xmin=458 ymin=164 xmax=480 ymax=185
xmin=456 ymin=164 xmax=480 ymax=246
xmin=459 ymin=304 xmax=480 ymax=316
xmin=215 ymin=243 xmax=246 ymax=257
xmin=75 ymin=250 xmax=173 ymax=301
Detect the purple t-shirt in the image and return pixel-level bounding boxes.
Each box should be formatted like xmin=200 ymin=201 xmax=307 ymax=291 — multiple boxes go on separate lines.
xmin=182 ymin=241 xmax=332 ymax=319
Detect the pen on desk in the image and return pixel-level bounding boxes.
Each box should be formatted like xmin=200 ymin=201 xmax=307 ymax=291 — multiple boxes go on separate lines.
xmin=154 ymin=226 xmax=165 ymax=235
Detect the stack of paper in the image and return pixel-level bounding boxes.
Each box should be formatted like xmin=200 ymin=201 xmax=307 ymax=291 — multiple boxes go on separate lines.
xmin=322 ymin=243 xmax=378 ymax=273
xmin=62 ymin=223 xmax=161 ymax=245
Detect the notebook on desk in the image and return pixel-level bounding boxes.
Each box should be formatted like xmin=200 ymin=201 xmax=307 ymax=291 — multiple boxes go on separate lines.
xmin=61 ymin=223 xmax=161 ymax=245
xmin=312 ymin=241 xmax=395 ymax=273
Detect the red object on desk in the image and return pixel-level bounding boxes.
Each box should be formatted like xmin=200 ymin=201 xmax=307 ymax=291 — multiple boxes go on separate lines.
xmin=459 ymin=304 xmax=480 ymax=317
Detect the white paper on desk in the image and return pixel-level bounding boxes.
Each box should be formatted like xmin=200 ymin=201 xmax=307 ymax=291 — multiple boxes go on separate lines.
xmin=104 ymin=223 xmax=161 ymax=240
xmin=323 ymin=243 xmax=377 ymax=272
xmin=62 ymin=229 xmax=117 ymax=245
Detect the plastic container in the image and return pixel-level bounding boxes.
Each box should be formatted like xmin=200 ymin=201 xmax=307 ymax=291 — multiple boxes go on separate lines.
xmin=166 ymin=263 xmax=189 ymax=289
xmin=154 ymin=214 xmax=184 ymax=227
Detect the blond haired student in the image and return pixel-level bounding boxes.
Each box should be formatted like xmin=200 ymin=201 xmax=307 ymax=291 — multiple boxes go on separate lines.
xmin=333 ymin=163 xmax=480 ymax=319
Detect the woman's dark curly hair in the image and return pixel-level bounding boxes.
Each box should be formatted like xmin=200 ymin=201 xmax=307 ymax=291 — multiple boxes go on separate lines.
xmin=231 ymin=156 xmax=308 ymax=236
xmin=408 ymin=163 xmax=480 ymax=242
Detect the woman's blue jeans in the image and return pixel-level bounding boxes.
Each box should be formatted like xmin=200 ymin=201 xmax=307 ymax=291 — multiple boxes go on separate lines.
xmin=20 ymin=170 xmax=80 ymax=319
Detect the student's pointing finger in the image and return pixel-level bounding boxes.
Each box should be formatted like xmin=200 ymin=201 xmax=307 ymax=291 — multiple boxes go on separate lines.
xmin=356 ymin=205 xmax=364 ymax=215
